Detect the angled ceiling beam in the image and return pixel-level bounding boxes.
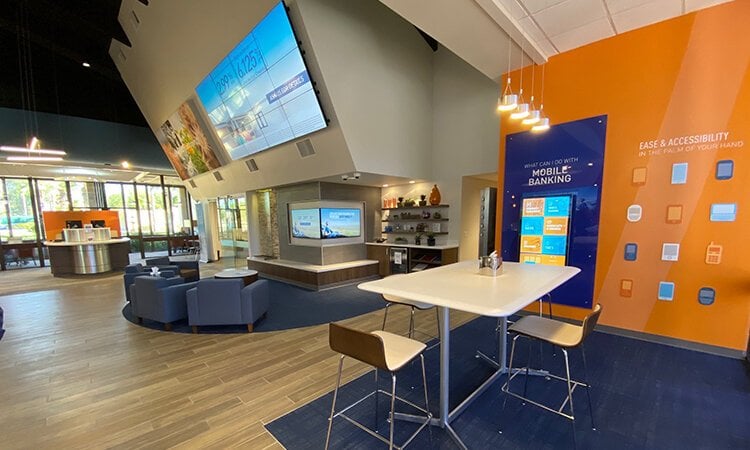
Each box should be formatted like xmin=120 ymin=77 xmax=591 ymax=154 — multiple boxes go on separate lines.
xmin=473 ymin=0 xmax=547 ymax=64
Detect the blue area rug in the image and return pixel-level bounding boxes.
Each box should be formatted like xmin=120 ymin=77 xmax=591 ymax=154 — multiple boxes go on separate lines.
xmin=265 ymin=316 xmax=750 ymax=449
xmin=121 ymin=279 xmax=385 ymax=333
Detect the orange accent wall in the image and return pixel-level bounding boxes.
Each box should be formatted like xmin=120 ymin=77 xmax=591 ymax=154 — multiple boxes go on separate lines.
xmin=43 ymin=211 xmax=121 ymax=241
xmin=498 ymin=2 xmax=750 ymax=350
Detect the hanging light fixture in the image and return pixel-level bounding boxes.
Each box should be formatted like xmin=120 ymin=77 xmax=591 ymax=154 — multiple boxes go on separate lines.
xmin=531 ymin=64 xmax=551 ymax=132
xmin=497 ymin=34 xmax=518 ymax=112
xmin=509 ymin=42 xmax=529 ymax=120
xmin=522 ymin=64 xmax=541 ymax=125
xmin=1 ymin=3 xmax=66 ymax=161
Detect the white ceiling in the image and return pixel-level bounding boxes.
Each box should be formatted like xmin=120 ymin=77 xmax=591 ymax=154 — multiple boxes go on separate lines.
xmin=379 ymin=0 xmax=732 ymax=80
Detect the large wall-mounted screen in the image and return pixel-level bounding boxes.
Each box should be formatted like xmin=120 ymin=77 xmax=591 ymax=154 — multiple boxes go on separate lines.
xmin=195 ymin=1 xmax=327 ymax=161
xmin=519 ymin=195 xmax=572 ymax=266
xmin=290 ymin=208 xmax=321 ymax=239
xmin=320 ymin=208 xmax=361 ymax=239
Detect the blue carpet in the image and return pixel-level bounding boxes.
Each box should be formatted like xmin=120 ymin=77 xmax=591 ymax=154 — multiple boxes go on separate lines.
xmin=265 ymin=316 xmax=750 ymax=449
xmin=122 ymin=279 xmax=385 ymax=333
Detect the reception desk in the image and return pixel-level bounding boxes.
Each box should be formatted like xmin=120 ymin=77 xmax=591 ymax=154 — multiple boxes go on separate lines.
xmin=45 ymin=238 xmax=130 ymax=276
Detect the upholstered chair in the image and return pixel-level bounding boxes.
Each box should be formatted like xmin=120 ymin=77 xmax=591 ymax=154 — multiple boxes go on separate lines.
xmin=186 ymin=278 xmax=269 ymax=333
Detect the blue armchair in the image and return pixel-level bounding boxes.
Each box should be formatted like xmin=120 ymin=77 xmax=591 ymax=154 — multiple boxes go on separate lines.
xmin=145 ymin=257 xmax=200 ymax=282
xmin=186 ymin=279 xmax=269 ymax=333
xmin=123 ymin=263 xmax=178 ymax=302
xmin=130 ymin=276 xmax=197 ymax=330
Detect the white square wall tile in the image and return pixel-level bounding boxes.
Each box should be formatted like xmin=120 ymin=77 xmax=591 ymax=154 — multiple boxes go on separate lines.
xmin=495 ymin=0 xmax=530 ymax=20
xmin=520 ymin=0 xmax=567 ymax=14
xmin=684 ymin=0 xmax=732 ymax=13
xmin=606 ymin=0 xmax=656 ymax=15
xmin=533 ymin=0 xmax=608 ymax=38
xmin=611 ymin=0 xmax=682 ymax=34
xmin=549 ymin=18 xmax=615 ymax=53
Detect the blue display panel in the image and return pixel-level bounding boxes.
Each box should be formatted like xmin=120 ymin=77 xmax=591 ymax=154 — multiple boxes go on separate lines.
xmin=195 ymin=2 xmax=327 ymax=160
xmin=320 ymin=208 xmax=361 ymax=238
xmin=502 ymin=115 xmax=607 ymax=308
xmin=290 ymin=208 xmax=321 ymax=239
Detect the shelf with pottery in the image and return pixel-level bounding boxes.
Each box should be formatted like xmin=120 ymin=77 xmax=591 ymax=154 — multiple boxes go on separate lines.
xmin=381 ymin=204 xmax=450 ymax=210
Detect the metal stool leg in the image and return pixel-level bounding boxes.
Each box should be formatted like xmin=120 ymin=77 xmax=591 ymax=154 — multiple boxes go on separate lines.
xmin=523 ymin=337 xmax=532 ymax=400
xmin=562 ymin=348 xmax=577 ymax=448
xmin=382 ymin=303 xmax=392 ymax=331
xmin=374 ymin=368 xmax=380 ymax=431
xmin=581 ymin=344 xmax=596 ymax=430
xmin=420 ymin=354 xmax=433 ymax=442
xmin=503 ymin=334 xmax=520 ymax=410
xmin=389 ymin=373 xmax=397 ymax=450
xmin=325 ymin=355 xmax=345 ymax=450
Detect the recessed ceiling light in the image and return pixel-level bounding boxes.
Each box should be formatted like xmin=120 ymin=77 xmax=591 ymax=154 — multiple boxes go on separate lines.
xmin=409 ymin=180 xmax=416 ymax=184
xmin=121 ymin=161 xmax=130 ymax=168
xmin=82 ymin=62 xmax=91 ymax=68
xmin=382 ymin=184 xmax=389 ymax=187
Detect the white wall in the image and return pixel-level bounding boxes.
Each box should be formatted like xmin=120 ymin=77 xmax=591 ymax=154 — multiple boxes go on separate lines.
xmin=430 ymin=47 xmax=500 ymax=245
xmin=298 ymin=0 xmax=434 ymax=179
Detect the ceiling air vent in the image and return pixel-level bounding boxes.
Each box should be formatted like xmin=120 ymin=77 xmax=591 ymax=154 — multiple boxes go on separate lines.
xmin=245 ymin=159 xmax=259 ymax=172
xmin=296 ymin=139 xmax=315 ymax=158
xmin=188 ymin=179 xmax=197 ymax=188
xmin=213 ymin=171 xmax=224 ymax=182
xmin=130 ymin=10 xmax=140 ymax=29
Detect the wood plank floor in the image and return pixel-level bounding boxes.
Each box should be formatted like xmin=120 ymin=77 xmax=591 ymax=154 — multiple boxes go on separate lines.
xmin=0 ymin=263 xmax=475 ymax=449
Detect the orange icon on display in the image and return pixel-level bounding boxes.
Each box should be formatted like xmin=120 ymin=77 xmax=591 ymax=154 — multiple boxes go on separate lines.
xmin=705 ymin=242 xmax=722 ymax=265
xmin=520 ymin=236 xmax=542 ymax=253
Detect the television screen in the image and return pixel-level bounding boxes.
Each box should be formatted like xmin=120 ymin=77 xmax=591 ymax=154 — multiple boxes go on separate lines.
xmin=290 ymin=208 xmax=321 ymax=239
xmin=90 ymin=220 xmax=106 ymax=228
xmin=195 ymin=1 xmax=327 ymax=161
xmin=519 ymin=195 xmax=572 ymax=266
xmin=65 ymin=220 xmax=83 ymax=229
xmin=320 ymin=208 xmax=361 ymax=239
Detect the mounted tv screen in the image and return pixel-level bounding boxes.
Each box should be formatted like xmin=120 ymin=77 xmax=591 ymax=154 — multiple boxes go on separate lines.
xmin=519 ymin=195 xmax=572 ymax=266
xmin=320 ymin=208 xmax=361 ymax=239
xmin=290 ymin=208 xmax=321 ymax=239
xmin=195 ymin=1 xmax=327 ymax=161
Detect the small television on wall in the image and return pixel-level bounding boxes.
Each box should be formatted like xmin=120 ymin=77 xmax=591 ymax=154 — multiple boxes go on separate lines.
xmin=320 ymin=208 xmax=361 ymax=239
xmin=91 ymin=220 xmax=106 ymax=228
xmin=518 ymin=194 xmax=573 ymax=266
xmin=65 ymin=220 xmax=83 ymax=229
xmin=195 ymin=1 xmax=327 ymax=161
xmin=288 ymin=201 xmax=364 ymax=247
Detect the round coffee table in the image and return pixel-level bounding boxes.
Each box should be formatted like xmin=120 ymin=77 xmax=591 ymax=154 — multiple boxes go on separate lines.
xmin=214 ymin=268 xmax=259 ymax=286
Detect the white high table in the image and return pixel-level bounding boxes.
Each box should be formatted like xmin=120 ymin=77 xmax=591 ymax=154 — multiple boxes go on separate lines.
xmin=358 ymin=260 xmax=580 ymax=449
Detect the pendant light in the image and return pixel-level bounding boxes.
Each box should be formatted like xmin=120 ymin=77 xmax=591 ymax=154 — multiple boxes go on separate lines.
xmin=1 ymin=3 xmax=66 ymax=161
xmin=509 ymin=43 xmax=529 ymax=120
xmin=531 ymin=63 xmax=551 ymax=132
xmin=497 ymin=34 xmax=518 ymax=112
xmin=522 ymin=64 xmax=541 ymax=125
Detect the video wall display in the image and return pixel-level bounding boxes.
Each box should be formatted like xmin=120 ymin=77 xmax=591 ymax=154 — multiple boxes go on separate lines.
xmin=288 ymin=202 xmax=364 ymax=247
xmin=195 ymin=1 xmax=327 ymax=161
xmin=157 ymin=101 xmax=223 ymax=180
xmin=519 ymin=195 xmax=572 ymax=266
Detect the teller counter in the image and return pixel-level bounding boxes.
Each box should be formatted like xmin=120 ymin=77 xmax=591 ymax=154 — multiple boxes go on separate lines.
xmin=45 ymin=238 xmax=131 ymax=276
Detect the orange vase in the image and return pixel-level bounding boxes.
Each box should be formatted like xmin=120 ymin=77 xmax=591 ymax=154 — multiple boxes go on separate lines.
xmin=429 ymin=185 xmax=441 ymax=205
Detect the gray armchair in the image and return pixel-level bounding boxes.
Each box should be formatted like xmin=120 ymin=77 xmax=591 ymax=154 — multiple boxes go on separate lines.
xmin=145 ymin=257 xmax=200 ymax=282
xmin=130 ymin=276 xmax=197 ymax=330
xmin=186 ymin=279 xmax=269 ymax=333
xmin=123 ymin=263 xmax=178 ymax=302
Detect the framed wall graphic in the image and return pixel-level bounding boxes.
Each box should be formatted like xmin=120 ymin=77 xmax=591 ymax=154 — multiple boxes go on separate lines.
xmin=157 ymin=100 xmax=223 ymax=180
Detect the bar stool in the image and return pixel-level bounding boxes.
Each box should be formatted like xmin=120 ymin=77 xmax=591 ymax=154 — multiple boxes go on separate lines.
xmin=381 ymin=275 xmax=439 ymax=347
xmin=502 ymin=304 xmax=602 ymax=446
xmin=325 ymin=322 xmax=432 ymax=450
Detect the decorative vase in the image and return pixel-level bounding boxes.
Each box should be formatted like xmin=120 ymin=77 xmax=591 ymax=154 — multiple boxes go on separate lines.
xmin=427 ymin=236 xmax=436 ymax=246
xmin=429 ymin=185 xmax=441 ymax=205
xmin=419 ymin=195 xmax=427 ymax=206
xmin=414 ymin=236 xmax=421 ymax=245
xmin=397 ymin=197 xmax=404 ymax=208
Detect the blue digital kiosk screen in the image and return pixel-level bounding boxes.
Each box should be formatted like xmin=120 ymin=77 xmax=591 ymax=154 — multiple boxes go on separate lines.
xmin=519 ymin=195 xmax=572 ymax=266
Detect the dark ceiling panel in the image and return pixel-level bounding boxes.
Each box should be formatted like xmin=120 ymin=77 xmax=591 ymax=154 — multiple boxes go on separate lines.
xmin=0 ymin=0 xmax=146 ymax=126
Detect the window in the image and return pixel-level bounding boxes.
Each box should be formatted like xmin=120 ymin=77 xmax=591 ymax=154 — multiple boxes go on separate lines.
xmin=70 ymin=181 xmax=95 ymax=209
xmin=36 ymin=180 xmax=69 ymax=212
xmin=4 ymin=178 xmax=37 ymax=240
